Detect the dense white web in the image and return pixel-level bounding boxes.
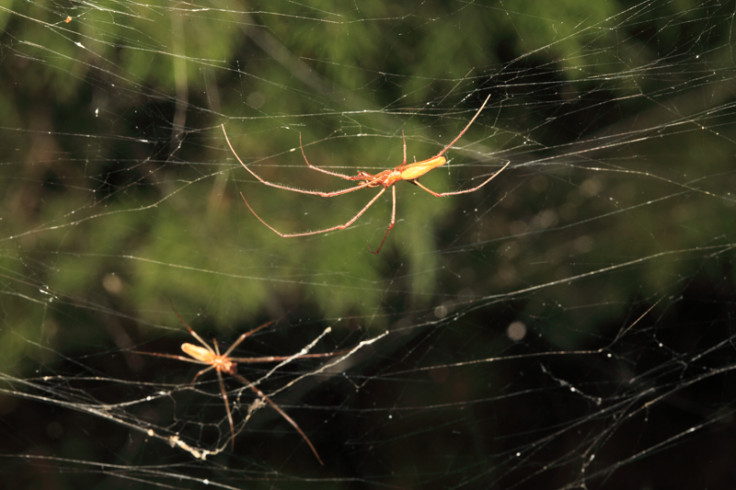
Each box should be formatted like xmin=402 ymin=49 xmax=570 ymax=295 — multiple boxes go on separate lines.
xmin=2 ymin=1 xmax=736 ymax=488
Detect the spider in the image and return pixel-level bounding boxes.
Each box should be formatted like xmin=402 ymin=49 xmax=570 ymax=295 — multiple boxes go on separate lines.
xmin=222 ymin=93 xmax=509 ymax=254
xmin=137 ymin=308 xmax=341 ymax=464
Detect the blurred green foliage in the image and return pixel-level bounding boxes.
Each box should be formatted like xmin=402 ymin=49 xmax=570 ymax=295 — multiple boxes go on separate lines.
xmin=0 ymin=0 xmax=734 ymax=376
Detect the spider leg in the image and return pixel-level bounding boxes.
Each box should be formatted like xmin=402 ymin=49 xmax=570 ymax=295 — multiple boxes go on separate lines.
xmin=299 ymin=133 xmax=357 ymax=180
xmin=171 ymin=304 xmax=276 ymax=358
xmin=190 ymin=365 xmax=215 ymax=385
xmin=131 ymin=350 xmax=211 ymax=366
xmin=233 ymin=372 xmax=324 ymax=465
xmin=241 ymin=187 xmax=387 ymax=238
xmin=222 ymin=124 xmax=372 ymax=197
xmin=403 ymin=130 xmax=407 ymax=165
xmin=216 ymin=370 xmax=237 ymax=450
xmin=394 ymin=130 xmax=407 ymax=169
xmin=368 ymin=185 xmax=396 ymax=254
xmin=412 ymin=160 xmax=510 ymax=197
xmin=435 ymin=94 xmax=492 ymax=158
xmin=186 ymin=328 xmax=215 ymax=353
xmin=231 ymin=350 xmax=346 ymax=363
xmin=221 ymin=320 xmax=274 ymax=357
xmin=169 ymin=305 xmax=217 ymax=354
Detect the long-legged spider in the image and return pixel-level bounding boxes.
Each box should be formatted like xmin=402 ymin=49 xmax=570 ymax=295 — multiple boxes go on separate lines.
xmin=137 ymin=308 xmax=341 ymax=464
xmin=222 ymin=93 xmax=509 ymax=254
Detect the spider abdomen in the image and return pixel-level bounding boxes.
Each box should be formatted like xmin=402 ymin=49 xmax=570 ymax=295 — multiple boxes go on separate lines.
xmin=399 ymin=156 xmax=446 ymax=181
xmin=182 ymin=342 xmax=237 ymax=374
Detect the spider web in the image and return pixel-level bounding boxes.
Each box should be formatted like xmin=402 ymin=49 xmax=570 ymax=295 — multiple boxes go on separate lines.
xmin=2 ymin=1 xmax=736 ymax=488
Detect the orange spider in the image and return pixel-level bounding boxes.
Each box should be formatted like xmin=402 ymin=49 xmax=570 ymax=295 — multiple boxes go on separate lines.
xmin=222 ymin=94 xmax=509 ymax=254
xmin=137 ymin=308 xmax=341 ymax=464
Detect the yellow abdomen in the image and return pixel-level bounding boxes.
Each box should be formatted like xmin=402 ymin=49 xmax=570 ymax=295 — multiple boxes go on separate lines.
xmin=399 ymin=156 xmax=446 ymax=181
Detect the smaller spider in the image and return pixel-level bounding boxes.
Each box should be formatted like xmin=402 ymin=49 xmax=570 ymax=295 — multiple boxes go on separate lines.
xmin=137 ymin=308 xmax=341 ymax=464
xmin=223 ymin=93 xmax=509 ymax=253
